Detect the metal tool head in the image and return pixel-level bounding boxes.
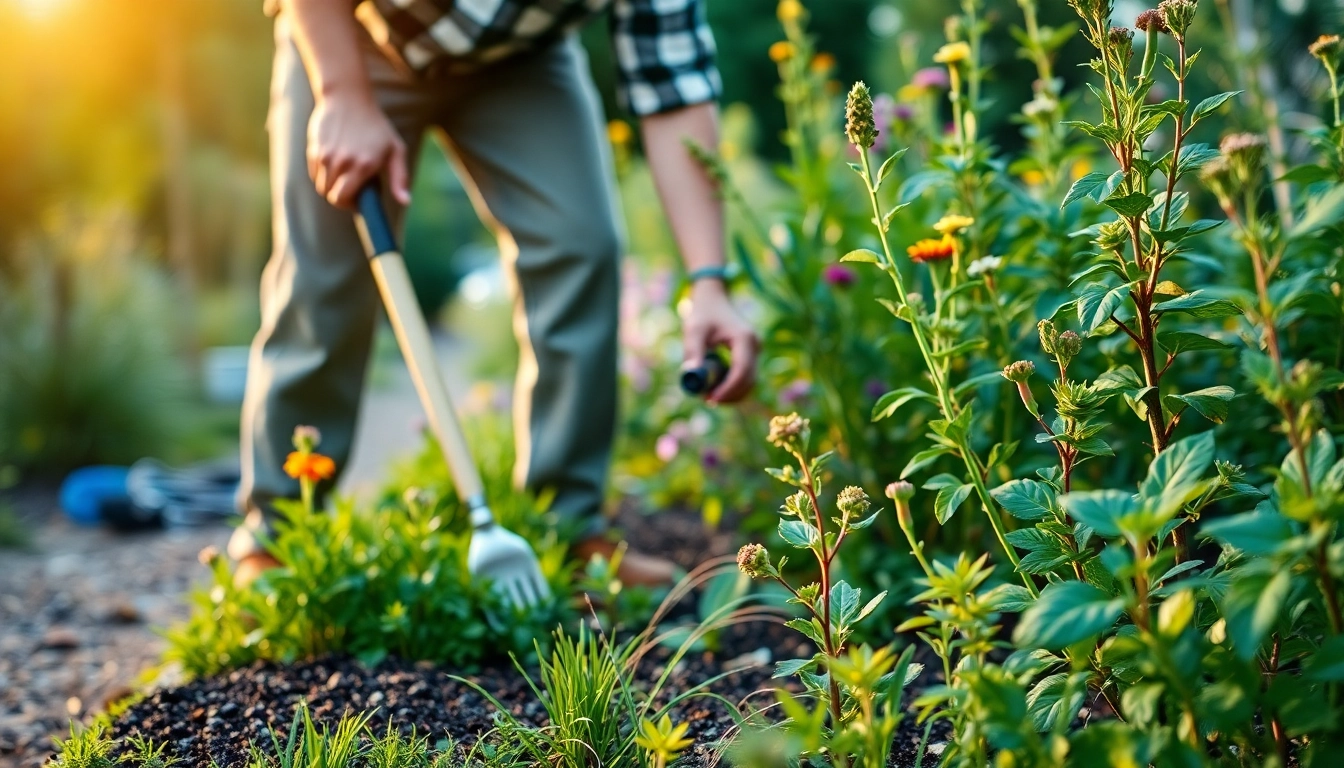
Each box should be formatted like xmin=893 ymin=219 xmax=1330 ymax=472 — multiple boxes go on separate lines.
xmin=467 ymin=516 xmax=552 ymax=608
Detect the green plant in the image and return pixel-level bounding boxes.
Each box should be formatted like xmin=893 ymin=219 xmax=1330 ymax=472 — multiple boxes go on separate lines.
xmin=118 ymin=735 xmax=180 ymax=768
xmin=732 ymin=413 xmax=920 ymax=766
xmin=576 ymin=542 xmax=664 ymax=633
xmin=163 ymin=428 xmax=569 ymax=677
xmin=51 ymin=720 xmax=115 ymax=768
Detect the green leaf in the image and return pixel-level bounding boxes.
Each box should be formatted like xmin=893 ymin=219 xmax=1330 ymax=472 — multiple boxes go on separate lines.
xmin=1014 ymin=581 xmax=1125 ymax=649
xmin=871 ymin=387 xmax=937 ymax=421
xmin=841 ymin=248 xmax=882 ymax=264
xmin=1163 ymin=386 xmax=1235 ymax=424
xmin=935 ymin=483 xmax=975 ymax=524
xmin=773 ymin=658 xmax=813 ymax=679
xmin=1222 ymin=567 xmax=1294 ymax=659
xmin=932 ymin=338 xmax=988 ymax=359
xmin=1027 ymin=672 xmax=1087 ymax=732
xmin=1278 ymin=164 xmax=1335 ymax=185
xmin=876 ymin=149 xmax=907 ymax=186
xmin=1191 ymin=90 xmax=1241 ymax=124
xmin=1201 ymin=511 xmax=1295 ymax=556
xmin=991 ymin=479 xmax=1057 ymax=521
xmin=1159 ymin=330 xmax=1232 ymax=356
xmin=1060 ymin=490 xmax=1139 ymax=537
xmin=1062 ymin=172 xmax=1110 ymax=208
xmin=856 ymin=591 xmax=888 ymax=623
xmin=1304 ymin=636 xmax=1344 ymax=681
xmin=1005 ymin=528 xmax=1056 ymax=551
xmin=831 ymin=580 xmax=861 ymax=624
xmin=1140 ymin=431 xmax=1216 ymax=515
xmin=1152 ymin=289 xmax=1241 ymax=318
xmin=1288 ymin=184 xmax=1344 ymax=241
xmin=778 ymin=519 xmax=818 ymax=548
xmin=986 ymin=584 xmax=1035 ymax=613
xmin=900 ymin=445 xmax=954 ymax=478
xmin=1105 ymin=192 xmax=1154 ymax=218
xmin=1076 ymin=282 xmax=1133 ymax=333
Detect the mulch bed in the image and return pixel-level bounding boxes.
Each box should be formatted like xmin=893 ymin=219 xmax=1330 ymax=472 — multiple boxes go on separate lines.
xmin=99 ymin=506 xmax=948 ymax=766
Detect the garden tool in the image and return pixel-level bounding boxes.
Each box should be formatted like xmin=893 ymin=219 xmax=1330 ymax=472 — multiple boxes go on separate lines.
xmin=354 ymin=185 xmax=551 ymax=609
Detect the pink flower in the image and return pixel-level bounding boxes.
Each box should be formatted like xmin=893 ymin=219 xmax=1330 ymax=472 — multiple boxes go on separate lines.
xmin=823 ymin=263 xmax=856 ymax=288
xmin=912 ymin=67 xmax=950 ymax=90
xmin=872 ymin=93 xmax=896 ymax=152
xmin=655 ymin=433 xmax=680 ymax=462
xmin=780 ymin=379 xmax=812 ymax=406
xmin=894 ymin=103 xmax=914 ymax=122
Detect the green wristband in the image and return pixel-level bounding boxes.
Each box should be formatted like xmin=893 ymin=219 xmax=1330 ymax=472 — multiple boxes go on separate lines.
xmin=687 ymin=265 xmax=730 ymax=284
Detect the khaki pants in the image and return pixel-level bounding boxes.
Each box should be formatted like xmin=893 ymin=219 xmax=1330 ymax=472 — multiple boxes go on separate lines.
xmin=230 ymin=18 xmax=621 ymax=559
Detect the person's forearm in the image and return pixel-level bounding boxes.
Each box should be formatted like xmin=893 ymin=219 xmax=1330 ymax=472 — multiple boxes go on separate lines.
xmin=641 ymin=103 xmax=725 ymax=279
xmin=284 ymin=0 xmax=374 ymax=103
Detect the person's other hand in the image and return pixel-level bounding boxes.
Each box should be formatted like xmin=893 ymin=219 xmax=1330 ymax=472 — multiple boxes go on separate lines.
xmin=306 ymin=93 xmax=410 ymax=209
xmin=682 ymin=280 xmax=759 ymax=403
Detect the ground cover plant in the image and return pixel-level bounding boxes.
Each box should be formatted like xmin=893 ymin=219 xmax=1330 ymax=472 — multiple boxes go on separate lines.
xmin=49 ymin=0 xmax=1344 ymax=766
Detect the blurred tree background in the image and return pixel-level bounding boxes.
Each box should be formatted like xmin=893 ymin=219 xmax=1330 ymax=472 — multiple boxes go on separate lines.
xmin=0 ymin=0 xmax=1337 ymax=476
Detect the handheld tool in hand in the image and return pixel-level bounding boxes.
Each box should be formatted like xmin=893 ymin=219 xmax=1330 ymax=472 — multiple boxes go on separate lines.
xmin=680 ymin=351 xmax=728 ymax=397
xmin=355 ymin=185 xmax=550 ymax=608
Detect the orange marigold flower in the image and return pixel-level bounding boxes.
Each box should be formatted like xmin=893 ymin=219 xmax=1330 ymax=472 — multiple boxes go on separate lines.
xmin=284 ymin=451 xmax=336 ymax=482
xmin=907 ymin=236 xmax=955 ymax=263
xmin=810 ymin=52 xmax=836 ymax=73
xmin=769 ymin=41 xmax=796 ymax=63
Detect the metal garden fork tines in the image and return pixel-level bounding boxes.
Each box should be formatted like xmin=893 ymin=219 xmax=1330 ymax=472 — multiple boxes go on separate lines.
xmin=354 ymin=184 xmax=551 ymax=608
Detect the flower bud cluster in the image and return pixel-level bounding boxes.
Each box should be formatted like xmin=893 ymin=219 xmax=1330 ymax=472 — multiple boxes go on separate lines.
xmin=1220 ymin=133 xmax=1266 ymax=187
xmin=1135 ymin=9 xmax=1168 ymax=33
xmin=1068 ymin=0 xmax=1114 ymax=27
xmin=737 ymin=543 xmax=773 ymax=578
xmin=1095 ymin=220 xmax=1129 ymax=251
xmin=845 ymin=82 xmax=878 ymax=149
xmin=767 ymin=412 xmax=810 ymax=452
xmin=1157 ymin=0 xmax=1197 ymax=41
xmin=836 ymin=486 xmax=872 ymax=517
xmin=1311 ymin=34 xmax=1342 ymax=73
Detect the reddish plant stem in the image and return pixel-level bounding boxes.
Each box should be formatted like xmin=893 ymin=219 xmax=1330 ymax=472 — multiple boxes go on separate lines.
xmin=797 ymin=455 xmax=845 ymax=729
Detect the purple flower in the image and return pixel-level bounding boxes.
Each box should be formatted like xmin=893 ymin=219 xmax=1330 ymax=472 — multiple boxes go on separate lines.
xmin=701 ymin=447 xmax=722 ymax=470
xmin=894 ymin=103 xmax=915 ymax=122
xmin=655 ymin=433 xmax=680 ymax=462
xmin=872 ymin=93 xmax=896 ymax=152
xmin=823 ymin=263 xmax=856 ymax=288
xmin=866 ymin=379 xmax=888 ymax=400
xmin=912 ymin=67 xmax=950 ymax=90
xmin=780 ymin=379 xmax=812 ymax=406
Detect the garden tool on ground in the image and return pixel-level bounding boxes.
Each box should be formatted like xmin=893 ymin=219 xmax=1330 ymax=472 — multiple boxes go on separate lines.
xmin=354 ymin=185 xmax=550 ymax=609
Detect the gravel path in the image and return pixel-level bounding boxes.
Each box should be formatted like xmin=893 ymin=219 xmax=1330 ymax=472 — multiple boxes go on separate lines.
xmin=0 ymin=506 xmax=230 ymax=768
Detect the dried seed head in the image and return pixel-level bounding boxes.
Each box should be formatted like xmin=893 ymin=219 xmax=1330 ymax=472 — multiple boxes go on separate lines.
xmin=767 ymin=412 xmax=810 ymax=451
xmin=1003 ymin=360 xmax=1036 ymax=383
xmin=1095 ymin=220 xmax=1129 ymax=251
xmin=845 ymin=81 xmax=878 ymax=149
xmin=837 ymin=486 xmax=872 ymax=517
xmin=1107 ymin=26 xmax=1135 ymax=65
xmin=1135 ymin=9 xmax=1168 ymax=33
xmin=1310 ymin=34 xmax=1342 ymax=71
xmin=737 ymin=543 xmax=772 ymax=578
xmin=1157 ymin=0 xmax=1197 ymax=40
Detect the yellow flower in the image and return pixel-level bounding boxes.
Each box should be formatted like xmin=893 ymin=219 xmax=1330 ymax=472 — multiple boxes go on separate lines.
xmin=933 ymin=41 xmax=971 ymax=65
xmin=810 ymin=52 xmax=836 ymax=73
xmin=932 ymin=214 xmax=974 ymax=235
xmin=636 ymin=715 xmax=694 ymax=763
xmin=907 ymin=236 xmax=955 ymax=263
xmin=769 ymin=40 xmax=796 ymax=63
xmin=606 ymin=120 xmax=632 ymax=146
xmin=1070 ymin=158 xmax=1093 ymax=181
xmin=777 ymin=0 xmax=805 ymax=23
xmin=897 ymin=84 xmax=923 ymax=102
xmin=1021 ymin=169 xmax=1046 ymax=186
xmin=284 ymin=451 xmax=336 ymax=482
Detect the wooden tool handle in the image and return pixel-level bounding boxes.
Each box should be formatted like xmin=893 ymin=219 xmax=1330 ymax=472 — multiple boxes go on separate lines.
xmin=356 ymin=186 xmax=486 ymax=505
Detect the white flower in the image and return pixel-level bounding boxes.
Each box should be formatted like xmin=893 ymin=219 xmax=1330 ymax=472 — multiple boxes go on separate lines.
xmin=967 ymin=255 xmax=1003 ymax=278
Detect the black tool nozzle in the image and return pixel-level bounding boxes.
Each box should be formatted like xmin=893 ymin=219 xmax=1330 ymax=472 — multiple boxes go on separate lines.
xmin=680 ymin=351 xmax=728 ymax=397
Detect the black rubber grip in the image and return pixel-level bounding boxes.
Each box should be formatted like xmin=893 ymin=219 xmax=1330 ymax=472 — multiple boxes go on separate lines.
xmin=680 ymin=351 xmax=728 ymax=397
xmin=355 ymin=185 xmax=398 ymax=258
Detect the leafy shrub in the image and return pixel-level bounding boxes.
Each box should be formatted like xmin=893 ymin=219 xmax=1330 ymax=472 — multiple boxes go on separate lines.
xmin=0 ymin=209 xmax=189 ymax=473
xmin=163 ymin=429 xmax=570 ymax=676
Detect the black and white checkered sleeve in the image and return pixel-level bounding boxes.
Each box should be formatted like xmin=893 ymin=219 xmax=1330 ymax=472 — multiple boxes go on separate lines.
xmin=610 ymin=0 xmax=722 ymax=116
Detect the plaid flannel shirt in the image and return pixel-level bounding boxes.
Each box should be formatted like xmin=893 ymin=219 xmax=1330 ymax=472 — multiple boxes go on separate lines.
xmin=269 ymin=0 xmax=720 ymax=116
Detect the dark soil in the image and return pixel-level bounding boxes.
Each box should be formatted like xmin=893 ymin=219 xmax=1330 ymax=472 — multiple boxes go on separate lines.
xmin=100 ymin=506 xmax=949 ymax=766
